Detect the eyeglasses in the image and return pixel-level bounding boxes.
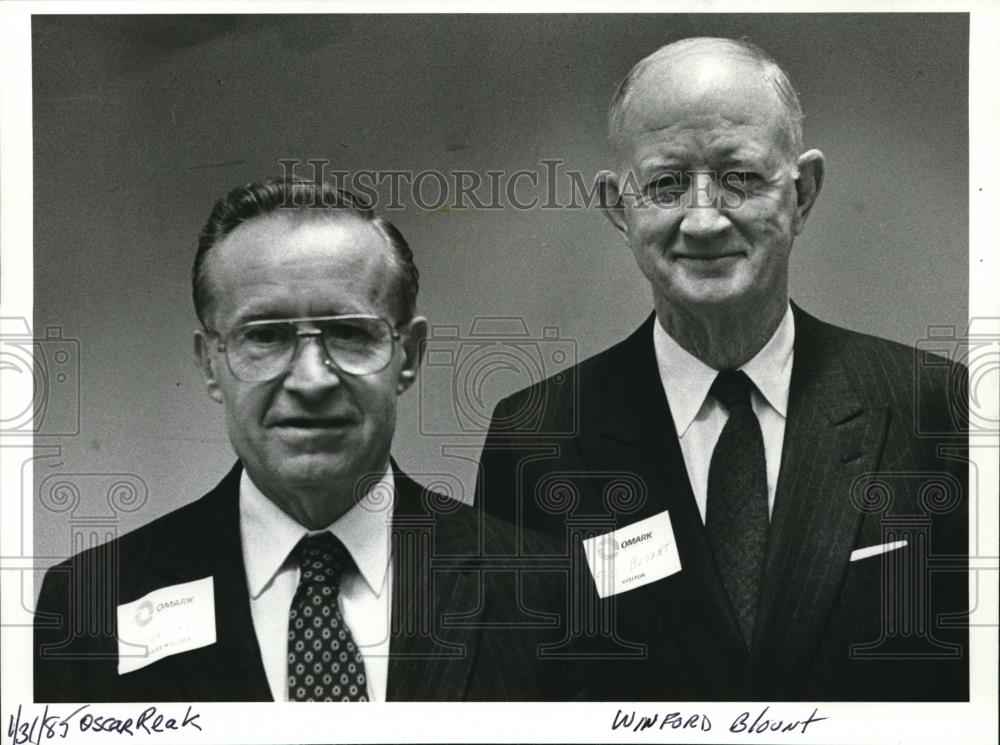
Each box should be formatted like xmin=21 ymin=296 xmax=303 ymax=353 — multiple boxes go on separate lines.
xmin=209 ymin=314 xmax=402 ymax=382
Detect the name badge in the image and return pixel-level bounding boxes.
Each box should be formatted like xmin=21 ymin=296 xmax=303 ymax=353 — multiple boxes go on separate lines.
xmin=582 ymin=511 xmax=681 ymax=599
xmin=116 ymin=576 xmax=216 ymax=674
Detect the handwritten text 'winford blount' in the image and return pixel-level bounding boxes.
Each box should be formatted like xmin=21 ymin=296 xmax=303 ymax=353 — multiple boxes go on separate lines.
xmin=612 ymin=706 xmax=828 ymax=735
xmin=6 ymin=704 xmax=201 ymax=745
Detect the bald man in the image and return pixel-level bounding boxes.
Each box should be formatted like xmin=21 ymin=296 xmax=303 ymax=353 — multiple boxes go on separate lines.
xmin=476 ymin=38 xmax=968 ymax=701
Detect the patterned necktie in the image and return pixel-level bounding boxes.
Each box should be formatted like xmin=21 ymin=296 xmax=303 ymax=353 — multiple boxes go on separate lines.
xmin=705 ymin=370 xmax=769 ymax=648
xmin=287 ymin=532 xmax=369 ymax=702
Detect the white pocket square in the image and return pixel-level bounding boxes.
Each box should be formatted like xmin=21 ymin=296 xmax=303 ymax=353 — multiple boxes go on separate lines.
xmin=849 ymin=540 xmax=908 ymax=562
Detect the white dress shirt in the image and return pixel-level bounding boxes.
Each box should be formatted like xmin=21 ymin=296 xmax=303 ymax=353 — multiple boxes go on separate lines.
xmin=652 ymin=305 xmax=795 ymax=522
xmin=239 ymin=467 xmax=394 ymax=702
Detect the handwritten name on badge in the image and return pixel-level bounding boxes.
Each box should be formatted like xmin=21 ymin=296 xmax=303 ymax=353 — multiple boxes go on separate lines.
xmin=116 ymin=576 xmax=216 ymax=674
xmin=582 ymin=511 xmax=681 ymax=598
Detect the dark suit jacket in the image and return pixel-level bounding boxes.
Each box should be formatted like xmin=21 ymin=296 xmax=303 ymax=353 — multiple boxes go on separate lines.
xmin=34 ymin=464 xmax=582 ymax=702
xmin=476 ymin=304 xmax=969 ymax=701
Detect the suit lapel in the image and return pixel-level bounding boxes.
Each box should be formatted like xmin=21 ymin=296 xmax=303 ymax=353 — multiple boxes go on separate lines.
xmin=743 ymin=306 xmax=890 ymax=697
xmin=141 ymin=464 xmax=272 ymax=701
xmin=575 ymin=316 xmax=748 ymax=697
xmin=387 ymin=471 xmax=484 ymax=701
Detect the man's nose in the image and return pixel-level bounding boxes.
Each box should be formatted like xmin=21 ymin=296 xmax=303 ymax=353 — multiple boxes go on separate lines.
xmin=679 ymin=174 xmax=731 ymax=241
xmin=283 ymin=335 xmax=341 ymax=393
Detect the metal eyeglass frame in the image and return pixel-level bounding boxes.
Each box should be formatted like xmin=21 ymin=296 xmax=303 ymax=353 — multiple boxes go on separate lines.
xmin=207 ymin=314 xmax=403 ymax=382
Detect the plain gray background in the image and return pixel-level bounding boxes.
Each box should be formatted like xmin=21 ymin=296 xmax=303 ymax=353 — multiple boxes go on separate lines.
xmin=30 ymin=14 xmax=968 ymax=570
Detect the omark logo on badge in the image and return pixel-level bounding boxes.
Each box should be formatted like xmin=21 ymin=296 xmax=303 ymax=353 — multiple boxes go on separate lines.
xmin=596 ymin=535 xmax=619 ymax=560
xmin=134 ymin=600 xmax=154 ymax=627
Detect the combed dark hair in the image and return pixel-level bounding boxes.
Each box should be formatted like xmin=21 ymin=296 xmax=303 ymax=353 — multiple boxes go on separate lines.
xmin=192 ymin=178 xmax=419 ymax=327
xmin=608 ymin=36 xmax=804 ymax=159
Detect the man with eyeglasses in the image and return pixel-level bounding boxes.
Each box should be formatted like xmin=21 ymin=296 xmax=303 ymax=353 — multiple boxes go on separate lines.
xmin=34 ymin=178 xmax=583 ymax=702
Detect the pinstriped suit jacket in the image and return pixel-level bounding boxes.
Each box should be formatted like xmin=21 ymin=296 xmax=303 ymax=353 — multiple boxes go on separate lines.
xmin=34 ymin=464 xmax=582 ymax=702
xmin=476 ymin=304 xmax=969 ymax=701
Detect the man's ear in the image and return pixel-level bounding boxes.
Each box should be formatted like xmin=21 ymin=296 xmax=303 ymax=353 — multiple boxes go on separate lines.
xmin=396 ymin=316 xmax=427 ymax=394
xmin=193 ymin=329 xmax=224 ymax=403
xmin=792 ymin=149 xmax=825 ymax=234
xmin=597 ymin=169 xmax=630 ymax=242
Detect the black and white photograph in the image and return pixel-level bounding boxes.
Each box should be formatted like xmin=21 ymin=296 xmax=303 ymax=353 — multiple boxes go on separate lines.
xmin=1 ymin=5 xmax=997 ymax=744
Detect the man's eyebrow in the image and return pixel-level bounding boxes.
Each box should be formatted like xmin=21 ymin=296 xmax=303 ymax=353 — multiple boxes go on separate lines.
xmin=717 ymin=159 xmax=768 ymax=173
xmin=702 ymin=146 xmax=753 ymax=163
xmin=236 ymin=312 xmax=286 ymax=324
xmin=229 ymin=306 xmax=300 ymax=325
xmin=710 ymin=139 xmax=776 ymax=165
xmin=232 ymin=303 xmax=372 ymax=325
xmin=638 ymin=146 xmax=770 ymax=171
xmin=636 ymin=158 xmax=689 ymax=178
xmin=643 ymin=159 xmax=687 ymax=170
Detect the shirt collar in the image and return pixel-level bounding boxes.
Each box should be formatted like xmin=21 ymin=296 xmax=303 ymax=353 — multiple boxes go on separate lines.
xmin=240 ymin=466 xmax=395 ymax=600
xmin=653 ymin=304 xmax=795 ymax=436
xmin=741 ymin=304 xmax=795 ymax=419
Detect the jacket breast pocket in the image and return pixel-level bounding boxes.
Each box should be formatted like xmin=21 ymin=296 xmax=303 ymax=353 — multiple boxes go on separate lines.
xmin=840 ymin=543 xmax=910 ymax=596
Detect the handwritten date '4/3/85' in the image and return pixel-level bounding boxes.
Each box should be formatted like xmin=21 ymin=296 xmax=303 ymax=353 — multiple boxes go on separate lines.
xmin=6 ymin=704 xmax=202 ymax=745
xmin=612 ymin=706 xmax=828 ymax=736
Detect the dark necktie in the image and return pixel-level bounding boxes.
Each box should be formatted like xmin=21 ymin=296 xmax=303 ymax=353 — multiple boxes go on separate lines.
xmin=705 ymin=370 xmax=769 ymax=648
xmin=287 ymin=533 xmax=369 ymax=702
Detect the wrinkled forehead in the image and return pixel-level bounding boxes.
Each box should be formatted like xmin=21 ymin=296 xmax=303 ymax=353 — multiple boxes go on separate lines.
xmin=202 ymin=211 xmax=399 ymax=321
xmin=615 ymin=46 xmax=792 ymax=157
xmin=214 ymin=211 xmax=390 ymax=273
